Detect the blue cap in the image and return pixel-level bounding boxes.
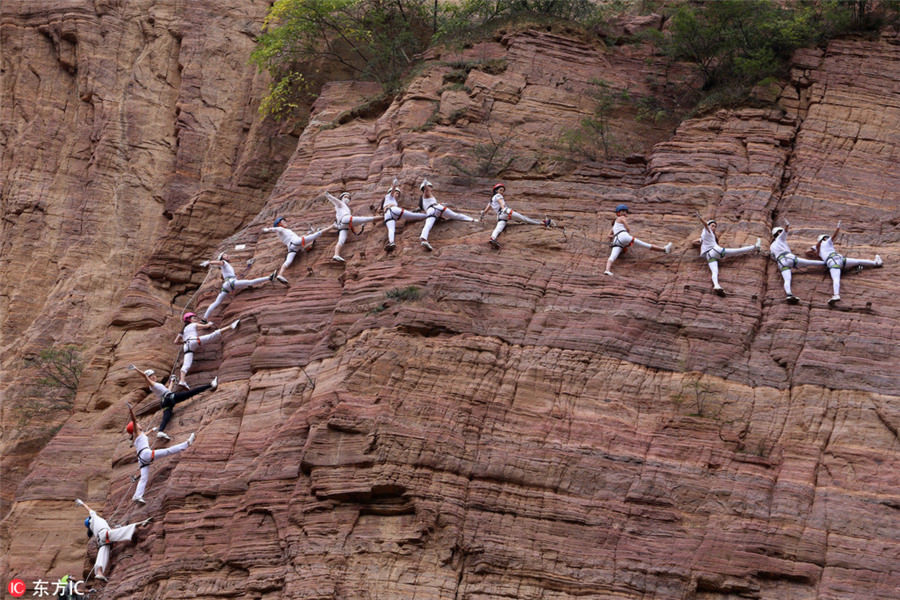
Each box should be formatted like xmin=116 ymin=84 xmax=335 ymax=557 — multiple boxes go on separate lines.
xmin=274 ymin=217 xmax=284 ymax=227
xmin=615 ymin=204 xmax=629 ymax=213
xmin=84 ymin=517 xmax=91 ymax=530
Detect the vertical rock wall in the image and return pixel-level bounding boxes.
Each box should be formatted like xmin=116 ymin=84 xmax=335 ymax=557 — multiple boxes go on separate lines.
xmin=0 ymin=0 xmax=293 ymax=525
xmin=2 ymin=18 xmax=898 ymax=600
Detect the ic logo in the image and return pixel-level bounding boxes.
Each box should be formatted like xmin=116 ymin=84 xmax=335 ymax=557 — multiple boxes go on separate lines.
xmin=7 ymin=579 xmax=26 ymax=597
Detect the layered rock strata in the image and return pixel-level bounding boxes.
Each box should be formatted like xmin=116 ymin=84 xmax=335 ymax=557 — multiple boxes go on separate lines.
xmin=2 ymin=18 xmax=898 ymax=600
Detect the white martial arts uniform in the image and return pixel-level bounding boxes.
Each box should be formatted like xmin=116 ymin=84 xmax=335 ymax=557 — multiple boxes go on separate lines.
xmin=489 ymin=192 xmax=542 ymax=241
xmin=419 ymin=193 xmax=474 ymax=241
xmin=817 ymin=237 xmax=880 ymax=297
xmin=87 ymin=510 xmax=141 ymax=577
xmin=132 ymin=432 xmax=191 ymax=500
xmin=700 ymin=226 xmax=756 ymax=289
xmin=203 ymin=260 xmax=271 ymax=320
xmin=382 ymin=192 xmax=426 ymax=244
xmin=264 ymin=224 xmax=330 ymax=270
xmin=608 ymin=220 xmax=656 ymax=264
xmin=326 ymin=193 xmax=378 ymax=259
xmin=179 ymin=322 xmax=221 ymax=376
xmin=770 ymin=230 xmax=823 ymax=296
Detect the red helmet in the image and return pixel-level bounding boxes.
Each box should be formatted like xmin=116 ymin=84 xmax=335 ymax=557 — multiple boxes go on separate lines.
xmin=126 ymin=421 xmax=134 ymax=434
xmin=183 ymin=312 xmax=196 ymax=323
xmin=492 ymin=183 xmax=505 ymax=193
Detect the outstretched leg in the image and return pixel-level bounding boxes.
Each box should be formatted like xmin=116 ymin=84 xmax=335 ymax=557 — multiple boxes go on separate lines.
xmin=334 ymin=229 xmax=348 ymax=261
xmin=843 ymin=256 xmax=882 ymax=269
xmin=133 ymin=465 xmax=150 ymax=501
xmin=828 ymin=268 xmax=841 ymax=299
xmin=707 ymin=260 xmax=722 ymax=291
xmin=386 ymin=219 xmax=397 ymax=244
xmin=420 ymin=216 xmax=437 ymax=241
xmin=441 ymin=208 xmax=474 ymax=222
xmin=158 ymin=382 xmax=214 ymax=433
xmin=153 ymin=437 xmax=191 ymax=458
xmin=510 ymin=211 xmax=542 ymax=226
xmin=779 ymin=269 xmax=793 ymax=296
xmin=490 ymin=219 xmax=507 ymax=242
xmin=722 ymin=242 xmax=758 ymax=258
xmin=605 ymin=246 xmax=624 ymax=275
xmin=203 ymin=291 xmax=230 ymax=321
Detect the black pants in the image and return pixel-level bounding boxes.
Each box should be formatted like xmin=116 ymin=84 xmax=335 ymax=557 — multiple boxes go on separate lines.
xmin=158 ymin=384 xmax=213 ymax=432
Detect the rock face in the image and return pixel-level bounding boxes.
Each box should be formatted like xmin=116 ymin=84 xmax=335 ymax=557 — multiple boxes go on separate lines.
xmin=3 ymin=13 xmax=899 ymax=600
xmin=0 ymin=0 xmax=295 ymax=518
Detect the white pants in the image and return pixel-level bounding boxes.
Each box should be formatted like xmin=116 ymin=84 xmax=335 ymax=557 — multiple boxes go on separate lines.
xmin=775 ymin=253 xmax=823 ymax=295
xmin=608 ymin=233 xmax=653 ymax=264
xmin=133 ymin=440 xmax=191 ymax=499
xmin=420 ymin=205 xmax=474 ymax=241
xmin=703 ymin=243 xmax=755 ymax=287
xmin=335 ymin=215 xmax=378 ymax=256
xmin=384 ymin=207 xmax=427 ymax=243
xmin=825 ymin=253 xmax=880 ymax=295
xmin=203 ymin=276 xmax=270 ymax=320
xmin=282 ymin=228 xmax=329 ymax=270
xmin=490 ymin=208 xmax=541 ymax=240
xmin=180 ymin=330 xmax=222 ymax=376
xmin=90 ymin=511 xmax=139 ymax=576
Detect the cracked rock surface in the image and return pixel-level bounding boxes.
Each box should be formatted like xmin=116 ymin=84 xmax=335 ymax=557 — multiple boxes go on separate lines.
xmin=2 ymin=8 xmax=898 ymax=599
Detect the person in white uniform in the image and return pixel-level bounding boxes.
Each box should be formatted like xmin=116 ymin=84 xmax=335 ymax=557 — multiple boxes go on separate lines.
xmin=480 ymin=183 xmax=551 ymax=249
xmin=134 ymin=367 xmax=217 ymax=441
xmin=75 ymin=499 xmax=151 ymax=581
xmin=417 ymin=178 xmax=476 ymax=251
xmin=126 ymin=404 xmax=195 ymax=504
xmin=263 ymin=217 xmax=334 ymax=282
xmin=325 ymin=191 xmax=379 ymax=262
xmin=201 ymin=253 xmax=275 ymax=320
xmin=812 ymin=222 xmax=883 ymax=305
xmin=769 ymin=223 xmax=823 ymax=303
xmin=603 ymin=204 xmax=672 ymax=276
xmin=380 ymin=179 xmax=427 ymax=251
xmin=175 ymin=312 xmax=239 ymax=388
xmin=696 ymin=214 xmax=760 ymax=295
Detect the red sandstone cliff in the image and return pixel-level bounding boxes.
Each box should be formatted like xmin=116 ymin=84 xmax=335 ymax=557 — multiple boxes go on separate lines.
xmin=2 ymin=4 xmax=898 ymax=599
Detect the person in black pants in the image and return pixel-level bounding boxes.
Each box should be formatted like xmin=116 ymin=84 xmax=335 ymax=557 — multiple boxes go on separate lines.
xmin=133 ymin=367 xmax=217 ymax=441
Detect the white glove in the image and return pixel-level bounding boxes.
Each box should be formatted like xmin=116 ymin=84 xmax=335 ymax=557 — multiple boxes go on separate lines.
xmin=200 ymin=260 xmax=210 ymax=267
xmin=75 ymin=498 xmax=84 ymax=506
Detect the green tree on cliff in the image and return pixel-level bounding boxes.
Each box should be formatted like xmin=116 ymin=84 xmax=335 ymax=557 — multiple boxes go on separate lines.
xmin=251 ymin=0 xmax=436 ymax=116
xmin=658 ymin=0 xmax=899 ymax=101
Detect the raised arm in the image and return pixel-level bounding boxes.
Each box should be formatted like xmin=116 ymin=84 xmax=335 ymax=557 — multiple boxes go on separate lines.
xmin=324 ymin=192 xmax=344 ymax=211
xmin=830 ymin=221 xmax=841 ymax=240
xmin=74 ymin=498 xmax=95 ymax=515
xmin=695 ymin=211 xmax=710 ymax=232
xmin=135 ymin=368 xmax=153 ymax=388
xmin=126 ymin=403 xmax=140 ymax=440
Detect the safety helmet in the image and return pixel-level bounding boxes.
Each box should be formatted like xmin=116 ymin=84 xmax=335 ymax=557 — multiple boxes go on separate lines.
xmin=183 ymin=312 xmax=196 ymax=323
xmin=340 ymin=192 xmax=351 ymax=201
xmin=126 ymin=421 xmax=134 ymax=434
xmin=706 ymin=219 xmax=717 ymax=226
xmin=817 ymin=234 xmax=829 ymax=243
xmin=419 ymin=179 xmax=433 ymax=191
xmin=217 ymin=251 xmax=226 ymax=261
xmin=84 ymin=517 xmax=91 ymax=532
xmin=274 ymin=217 xmax=284 ymax=227
xmin=771 ymin=226 xmax=784 ymax=238
xmin=492 ymin=183 xmax=505 ymax=193
xmin=143 ymin=369 xmax=155 ymax=377
xmin=615 ymin=204 xmax=629 ymax=214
